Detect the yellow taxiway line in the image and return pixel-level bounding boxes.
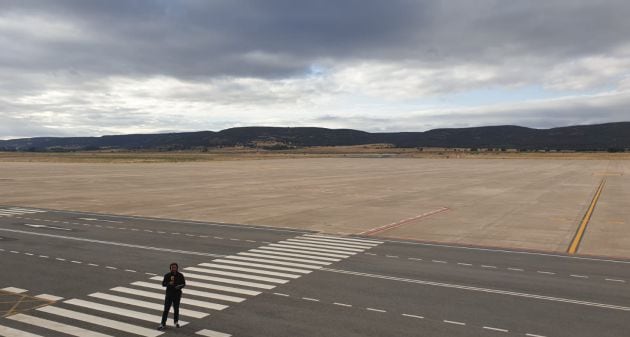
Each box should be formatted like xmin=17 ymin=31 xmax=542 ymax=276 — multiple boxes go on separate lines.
xmin=567 ymin=177 xmax=607 ymax=254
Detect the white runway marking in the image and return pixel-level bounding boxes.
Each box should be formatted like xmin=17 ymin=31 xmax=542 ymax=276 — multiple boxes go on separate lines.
xmin=207 ymin=260 xmax=311 ymax=274
xmin=295 ymin=236 xmax=377 ymax=247
xmin=65 ymin=298 xmax=189 ymax=325
xmin=334 ymin=302 xmax=352 ymax=307
xmin=8 ymin=314 xmax=113 ymax=337
xmin=184 ymin=273 xmax=276 ymax=289
xmin=149 ymin=276 xmax=261 ymax=296
xmin=35 ymin=294 xmax=63 ymax=301
xmin=260 ymin=246 xmax=349 ymax=258
xmin=39 ymin=306 xmax=162 ymax=337
xmin=239 ymin=252 xmax=333 ymax=265
xmin=0 ymin=323 xmax=45 ymax=337
xmin=223 ymin=255 xmax=323 ymax=269
xmin=196 ymin=329 xmax=231 ymax=337
xmin=199 ymin=262 xmax=303 ymax=278
xmin=402 ymin=313 xmax=424 ymax=319
xmin=131 ymin=281 xmax=246 ymax=303
xmin=0 ymin=228 xmax=224 ymax=257
xmin=269 ymin=243 xmax=355 ymax=255
xmin=444 ymin=320 xmax=466 ymax=326
xmin=325 ymin=268 xmax=630 ymax=311
xmin=111 ymin=287 xmax=228 ymax=311
xmin=185 ymin=267 xmax=289 ymax=284
xmin=88 ymin=292 xmax=208 ymax=318
xmin=303 ymin=234 xmax=382 ymax=244
xmin=248 ymin=248 xmax=340 ymax=261
xmin=284 ymin=239 xmax=365 ymax=252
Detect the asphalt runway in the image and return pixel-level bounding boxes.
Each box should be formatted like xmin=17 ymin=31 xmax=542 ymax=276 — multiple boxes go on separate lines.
xmin=1 ymin=206 xmax=629 ymax=337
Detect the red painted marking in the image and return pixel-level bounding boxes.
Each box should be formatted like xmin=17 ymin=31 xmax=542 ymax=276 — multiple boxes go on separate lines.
xmin=360 ymin=207 xmax=450 ymax=236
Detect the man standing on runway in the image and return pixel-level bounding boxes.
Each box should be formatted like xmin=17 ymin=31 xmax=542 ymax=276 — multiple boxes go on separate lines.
xmin=158 ymin=262 xmax=186 ymax=330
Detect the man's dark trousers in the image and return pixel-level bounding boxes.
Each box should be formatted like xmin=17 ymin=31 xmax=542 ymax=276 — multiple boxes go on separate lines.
xmin=161 ymin=291 xmax=182 ymax=325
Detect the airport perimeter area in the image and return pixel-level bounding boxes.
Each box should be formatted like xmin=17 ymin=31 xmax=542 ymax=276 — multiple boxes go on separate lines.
xmin=1 ymin=155 xmax=628 ymax=258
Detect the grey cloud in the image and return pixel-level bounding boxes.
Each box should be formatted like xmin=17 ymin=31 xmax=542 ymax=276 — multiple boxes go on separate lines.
xmin=3 ymin=1 xmax=629 ymax=79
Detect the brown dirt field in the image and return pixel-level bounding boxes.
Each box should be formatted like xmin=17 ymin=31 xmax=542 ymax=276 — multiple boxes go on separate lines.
xmin=1 ymin=152 xmax=629 ymax=258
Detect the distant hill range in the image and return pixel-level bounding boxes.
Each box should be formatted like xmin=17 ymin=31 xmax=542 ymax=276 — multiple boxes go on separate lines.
xmin=1 ymin=122 xmax=629 ymax=152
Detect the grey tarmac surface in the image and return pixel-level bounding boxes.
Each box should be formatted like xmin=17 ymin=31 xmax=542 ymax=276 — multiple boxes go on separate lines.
xmin=1 ymin=206 xmax=629 ymax=337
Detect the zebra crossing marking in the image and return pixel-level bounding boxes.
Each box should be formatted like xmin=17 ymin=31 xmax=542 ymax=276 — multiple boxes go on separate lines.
xmin=0 ymin=233 xmax=382 ymax=337
xmin=209 ymin=259 xmax=314 ymax=273
xmin=131 ymin=282 xmax=246 ymax=303
xmin=64 ymin=298 xmax=189 ymax=326
xmin=9 ymin=313 xmax=115 ymax=337
xmin=88 ymin=292 xmax=208 ymax=319
xmin=0 ymin=208 xmax=46 ymax=217
xmin=111 ymin=287 xmax=229 ymax=311
xmin=0 ymin=323 xmax=45 ymax=337
xmin=196 ymin=329 xmax=231 ymax=337
xmin=38 ymin=306 xmax=163 ymax=337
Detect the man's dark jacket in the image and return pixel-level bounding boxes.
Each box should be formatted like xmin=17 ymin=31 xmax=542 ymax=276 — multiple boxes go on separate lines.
xmin=162 ymin=271 xmax=186 ymax=296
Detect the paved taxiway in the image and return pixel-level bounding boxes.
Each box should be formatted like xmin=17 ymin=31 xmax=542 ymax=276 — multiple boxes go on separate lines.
xmin=1 ymin=206 xmax=629 ymax=336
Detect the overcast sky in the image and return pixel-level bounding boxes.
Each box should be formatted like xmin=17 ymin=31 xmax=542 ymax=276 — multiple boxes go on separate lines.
xmin=1 ymin=0 xmax=629 ymax=139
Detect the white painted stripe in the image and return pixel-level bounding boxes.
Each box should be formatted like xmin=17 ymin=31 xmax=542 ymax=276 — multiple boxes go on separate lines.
xmin=39 ymin=306 xmax=162 ymax=337
xmin=483 ymin=326 xmax=509 ymax=332
xmin=35 ymin=294 xmax=63 ymax=301
xmin=303 ymin=234 xmax=382 ymax=244
xmin=199 ymin=262 xmax=303 ymax=278
xmin=206 ymin=260 xmax=311 ymax=273
xmin=366 ymin=308 xmax=386 ymax=312
xmin=65 ymin=298 xmax=189 ymax=326
xmin=333 ymin=302 xmax=352 ymax=307
xmin=196 ymin=329 xmax=231 ymax=337
xmin=8 ymin=314 xmax=113 ymax=337
xmin=259 ymin=246 xmax=349 ymax=258
xmin=284 ymin=239 xmax=366 ymax=251
xmin=325 ymin=268 xmax=630 ymax=311
xmin=2 ymin=287 xmax=27 ymax=294
xmin=402 ymin=313 xmax=424 ymax=319
xmin=184 ymin=273 xmax=275 ymax=290
xmin=526 ymin=334 xmax=547 ymax=337
xmin=273 ymin=293 xmax=290 ymax=297
xmin=270 ymin=243 xmax=356 ymax=255
xmin=149 ymin=276 xmax=261 ymax=296
xmin=0 ymin=324 xmax=45 ymax=337
xmin=224 ymin=255 xmax=323 ymax=269
xmin=1 ymin=210 xmax=32 ymax=214
xmin=605 ymin=278 xmax=626 ymax=283
xmin=111 ymin=287 xmax=228 ymax=311
xmin=184 ymin=267 xmax=289 ymax=284
xmin=0 ymin=228 xmax=224 ymax=257
xmin=249 ymin=249 xmax=339 ymax=261
xmin=570 ymin=274 xmax=588 ymax=278
xmin=131 ymin=282 xmax=245 ymax=303
xmin=88 ymin=292 xmax=208 ymax=318
xmin=9 ymin=208 xmax=44 ymax=212
xmin=444 ymin=320 xmax=466 ymax=326
xmin=240 ymin=252 xmax=333 ymax=265
xmin=293 ymin=236 xmax=376 ymax=248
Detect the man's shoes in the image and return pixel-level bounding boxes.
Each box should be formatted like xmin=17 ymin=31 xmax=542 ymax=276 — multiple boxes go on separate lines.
xmin=157 ymin=325 xmax=165 ymax=331
xmin=175 ymin=322 xmax=180 ymax=328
